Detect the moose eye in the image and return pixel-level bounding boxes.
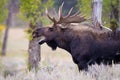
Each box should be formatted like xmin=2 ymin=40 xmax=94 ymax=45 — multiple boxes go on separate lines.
xmin=49 ymin=28 xmax=54 ymax=31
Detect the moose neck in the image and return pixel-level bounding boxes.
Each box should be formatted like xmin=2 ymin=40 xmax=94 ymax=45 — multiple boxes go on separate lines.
xmin=54 ymin=30 xmax=75 ymax=53
xmin=55 ymin=38 xmax=71 ymax=53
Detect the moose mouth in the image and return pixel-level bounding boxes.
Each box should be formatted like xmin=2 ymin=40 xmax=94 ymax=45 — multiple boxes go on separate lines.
xmin=38 ymin=36 xmax=46 ymax=45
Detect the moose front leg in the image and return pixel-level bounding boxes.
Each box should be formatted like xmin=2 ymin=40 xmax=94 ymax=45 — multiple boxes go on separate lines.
xmin=76 ymin=54 xmax=93 ymax=71
xmin=77 ymin=57 xmax=98 ymax=71
xmin=77 ymin=60 xmax=88 ymax=71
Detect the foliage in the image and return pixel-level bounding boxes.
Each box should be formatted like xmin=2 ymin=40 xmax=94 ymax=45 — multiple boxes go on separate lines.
xmin=20 ymin=0 xmax=54 ymax=26
xmin=54 ymin=0 xmax=78 ymax=15
xmin=20 ymin=0 xmax=54 ymax=40
xmin=77 ymin=0 xmax=119 ymax=27
xmin=24 ymin=27 xmax=33 ymax=40
xmin=0 ymin=0 xmax=8 ymax=24
xmin=109 ymin=0 xmax=119 ymax=29
xmin=77 ymin=0 xmax=92 ymax=17
xmin=0 ymin=25 xmax=5 ymax=31
xmin=102 ymin=0 xmax=111 ymax=27
xmin=0 ymin=25 xmax=5 ymax=48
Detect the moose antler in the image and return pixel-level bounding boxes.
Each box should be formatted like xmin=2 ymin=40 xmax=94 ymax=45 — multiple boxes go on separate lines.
xmin=46 ymin=2 xmax=87 ymax=25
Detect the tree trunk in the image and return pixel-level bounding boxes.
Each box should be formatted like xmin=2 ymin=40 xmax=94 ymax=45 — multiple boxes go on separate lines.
xmin=1 ymin=0 xmax=19 ymax=56
xmin=1 ymin=4 xmax=12 ymax=56
xmin=92 ymin=0 xmax=102 ymax=29
xmin=110 ymin=0 xmax=119 ymax=31
xmin=28 ymin=38 xmax=40 ymax=70
xmin=28 ymin=22 xmax=42 ymax=70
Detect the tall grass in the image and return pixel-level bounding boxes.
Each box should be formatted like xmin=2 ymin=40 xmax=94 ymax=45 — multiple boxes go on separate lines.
xmin=0 ymin=60 xmax=120 ymax=80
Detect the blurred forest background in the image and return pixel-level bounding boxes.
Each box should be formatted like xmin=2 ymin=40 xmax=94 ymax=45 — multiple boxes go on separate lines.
xmin=0 ymin=0 xmax=120 ymax=80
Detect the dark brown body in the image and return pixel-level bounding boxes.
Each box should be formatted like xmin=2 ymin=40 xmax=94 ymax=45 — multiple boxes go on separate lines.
xmin=33 ymin=23 xmax=120 ymax=71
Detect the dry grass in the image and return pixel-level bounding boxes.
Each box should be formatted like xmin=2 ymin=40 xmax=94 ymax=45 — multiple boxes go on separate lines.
xmin=1 ymin=62 xmax=120 ymax=80
xmin=0 ymin=28 xmax=120 ymax=80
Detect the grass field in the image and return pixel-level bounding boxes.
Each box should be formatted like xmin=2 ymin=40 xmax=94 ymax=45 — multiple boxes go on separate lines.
xmin=0 ymin=28 xmax=120 ymax=80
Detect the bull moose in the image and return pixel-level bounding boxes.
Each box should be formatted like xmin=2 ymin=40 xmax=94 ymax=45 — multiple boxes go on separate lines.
xmin=32 ymin=3 xmax=120 ymax=70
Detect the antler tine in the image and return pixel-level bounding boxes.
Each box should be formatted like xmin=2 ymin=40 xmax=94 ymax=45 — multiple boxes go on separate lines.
xmin=46 ymin=8 xmax=57 ymax=23
xmin=58 ymin=2 xmax=64 ymax=19
xmin=46 ymin=2 xmax=87 ymax=25
xmin=46 ymin=9 xmax=53 ymax=20
xmin=70 ymin=11 xmax=87 ymax=21
xmin=71 ymin=10 xmax=80 ymax=17
xmin=64 ymin=7 xmax=73 ymax=18
xmin=79 ymin=13 xmax=86 ymax=17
